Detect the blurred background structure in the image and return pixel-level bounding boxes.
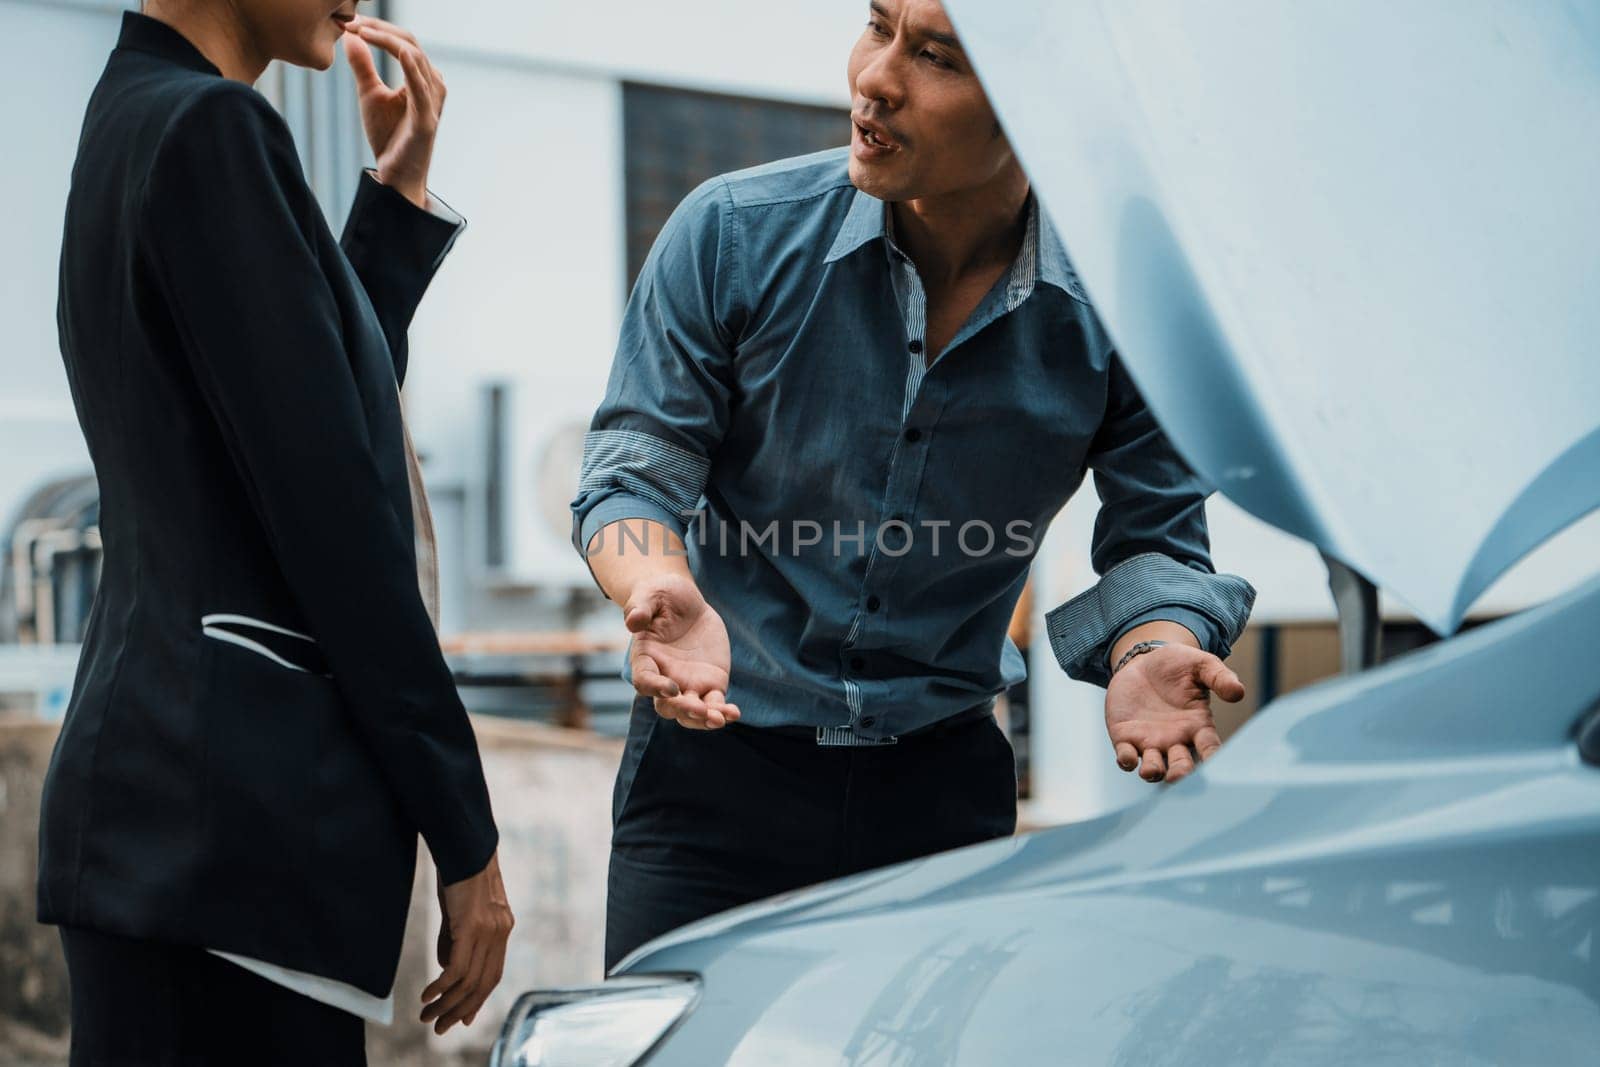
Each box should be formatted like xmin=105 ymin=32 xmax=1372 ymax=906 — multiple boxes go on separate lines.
xmin=3 ymin=0 xmax=1599 ymax=1061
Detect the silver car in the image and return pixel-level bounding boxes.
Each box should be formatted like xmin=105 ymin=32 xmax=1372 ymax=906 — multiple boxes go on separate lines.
xmin=493 ymin=2 xmax=1600 ymax=1063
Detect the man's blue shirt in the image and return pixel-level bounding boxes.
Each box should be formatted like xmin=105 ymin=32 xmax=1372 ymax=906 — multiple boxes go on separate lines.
xmin=574 ymin=149 xmax=1254 ymax=741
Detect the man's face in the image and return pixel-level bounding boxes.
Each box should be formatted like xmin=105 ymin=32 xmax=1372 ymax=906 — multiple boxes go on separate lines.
xmin=846 ymin=0 xmax=1013 ymax=202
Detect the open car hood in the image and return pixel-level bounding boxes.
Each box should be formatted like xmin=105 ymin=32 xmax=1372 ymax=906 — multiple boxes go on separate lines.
xmin=945 ymin=0 xmax=1600 ymax=634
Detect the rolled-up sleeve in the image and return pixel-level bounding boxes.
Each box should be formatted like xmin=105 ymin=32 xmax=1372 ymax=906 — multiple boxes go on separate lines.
xmin=1046 ymin=353 xmax=1256 ymax=687
xmin=571 ymin=177 xmax=745 ymax=579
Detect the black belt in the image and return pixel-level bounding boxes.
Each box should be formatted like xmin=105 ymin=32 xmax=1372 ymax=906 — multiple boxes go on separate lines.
xmin=757 ymin=701 xmax=995 ymax=747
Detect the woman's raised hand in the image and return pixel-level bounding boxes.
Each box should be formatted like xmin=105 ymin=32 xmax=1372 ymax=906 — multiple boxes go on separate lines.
xmin=342 ymin=16 xmax=447 ymax=209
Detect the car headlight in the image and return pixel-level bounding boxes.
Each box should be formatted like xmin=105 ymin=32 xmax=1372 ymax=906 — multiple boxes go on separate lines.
xmin=490 ymin=975 xmax=699 ymax=1067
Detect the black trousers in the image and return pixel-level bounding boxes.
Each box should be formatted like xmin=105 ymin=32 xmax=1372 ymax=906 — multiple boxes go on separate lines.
xmin=59 ymin=926 xmax=366 ymax=1066
xmin=605 ymin=697 xmax=1018 ymax=970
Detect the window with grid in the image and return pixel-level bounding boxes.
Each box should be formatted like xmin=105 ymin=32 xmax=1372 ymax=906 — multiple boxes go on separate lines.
xmin=622 ymin=82 xmax=850 ymax=291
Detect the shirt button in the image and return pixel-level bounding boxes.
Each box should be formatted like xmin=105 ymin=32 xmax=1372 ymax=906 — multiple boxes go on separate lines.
xmin=908 ymin=339 xmax=924 ymax=354
xmin=860 ymin=716 xmax=877 ymax=729
xmin=850 ymin=656 xmax=865 ymax=671
xmin=866 ymin=596 xmax=881 ymax=612
xmin=904 ymin=427 xmax=923 ymax=443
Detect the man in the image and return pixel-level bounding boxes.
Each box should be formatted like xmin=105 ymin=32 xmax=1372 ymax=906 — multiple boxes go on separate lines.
xmin=574 ymin=0 xmax=1255 ymax=970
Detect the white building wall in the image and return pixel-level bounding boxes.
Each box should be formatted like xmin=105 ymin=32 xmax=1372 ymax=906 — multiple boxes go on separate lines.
xmin=0 ymin=0 xmax=128 ymax=517
xmin=395 ymin=0 xmax=863 ymax=107
xmin=402 ymin=64 xmax=625 ymax=595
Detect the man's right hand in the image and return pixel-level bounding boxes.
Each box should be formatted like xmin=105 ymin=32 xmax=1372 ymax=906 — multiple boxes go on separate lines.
xmin=625 ymin=573 xmax=741 ymax=730
xmin=422 ymin=850 xmax=515 ymax=1034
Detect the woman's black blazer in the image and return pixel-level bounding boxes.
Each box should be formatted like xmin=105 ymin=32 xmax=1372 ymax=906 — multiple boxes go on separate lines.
xmin=38 ymin=12 xmax=498 ymax=998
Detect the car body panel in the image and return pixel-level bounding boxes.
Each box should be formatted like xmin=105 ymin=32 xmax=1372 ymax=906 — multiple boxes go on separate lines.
xmin=621 ymin=573 xmax=1600 ymax=1063
xmin=941 ymin=0 xmax=1600 ymax=634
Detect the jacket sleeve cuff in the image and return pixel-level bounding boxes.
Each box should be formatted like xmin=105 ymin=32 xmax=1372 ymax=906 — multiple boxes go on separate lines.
xmin=422 ymin=192 xmax=465 ymax=228
xmin=1046 ymin=552 xmax=1256 ymax=688
xmin=428 ymin=818 xmax=500 ymax=888
xmin=339 ymin=170 xmax=466 ymax=335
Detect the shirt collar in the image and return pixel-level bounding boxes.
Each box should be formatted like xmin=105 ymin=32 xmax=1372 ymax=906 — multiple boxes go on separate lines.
xmin=826 ymin=185 xmax=1087 ymax=303
xmin=824 ymin=186 xmax=888 ymax=264
xmin=1034 ymin=200 xmax=1087 ymax=301
xmin=115 ymin=11 xmax=223 ymax=78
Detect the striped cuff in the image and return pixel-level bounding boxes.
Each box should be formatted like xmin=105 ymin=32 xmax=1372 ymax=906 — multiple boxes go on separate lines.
xmin=576 ymin=430 xmax=708 ymax=520
xmin=572 ymin=428 xmax=711 ymax=549
xmin=1046 ymin=553 xmax=1256 ymax=688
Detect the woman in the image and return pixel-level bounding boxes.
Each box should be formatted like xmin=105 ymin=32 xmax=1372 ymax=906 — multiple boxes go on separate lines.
xmin=39 ymin=3 xmax=513 ymax=1062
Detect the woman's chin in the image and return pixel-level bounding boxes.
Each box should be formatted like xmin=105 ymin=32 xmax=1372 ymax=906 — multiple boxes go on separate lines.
xmin=308 ymin=41 xmax=339 ymax=71
xmin=279 ymin=39 xmax=339 ymax=73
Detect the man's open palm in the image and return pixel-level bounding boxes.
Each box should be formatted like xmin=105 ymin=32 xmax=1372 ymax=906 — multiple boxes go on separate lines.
xmin=1105 ymin=645 xmax=1245 ymax=784
xmin=625 ymin=575 xmax=740 ymax=730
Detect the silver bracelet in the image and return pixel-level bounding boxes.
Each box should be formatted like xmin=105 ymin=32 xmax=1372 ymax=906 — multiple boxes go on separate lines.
xmin=1113 ymin=639 xmax=1170 ymax=676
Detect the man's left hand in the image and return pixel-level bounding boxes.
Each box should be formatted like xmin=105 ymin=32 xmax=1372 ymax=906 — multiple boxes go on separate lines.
xmin=1105 ymin=644 xmax=1245 ymax=784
